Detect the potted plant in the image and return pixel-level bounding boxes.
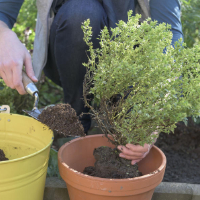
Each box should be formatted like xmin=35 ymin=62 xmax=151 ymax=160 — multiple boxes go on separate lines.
xmin=58 ymin=11 xmax=200 ymax=200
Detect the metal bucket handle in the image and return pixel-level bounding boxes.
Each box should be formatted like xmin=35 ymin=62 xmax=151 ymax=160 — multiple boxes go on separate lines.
xmin=0 ymin=105 xmax=10 ymax=113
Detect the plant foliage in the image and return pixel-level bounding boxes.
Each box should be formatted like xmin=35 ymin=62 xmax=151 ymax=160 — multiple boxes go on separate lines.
xmin=0 ymin=79 xmax=33 ymax=114
xmin=181 ymin=0 xmax=200 ymax=47
xmin=47 ymin=148 xmax=61 ymax=178
xmin=12 ymin=0 xmax=37 ymax=51
xmin=82 ymin=11 xmax=200 ymax=146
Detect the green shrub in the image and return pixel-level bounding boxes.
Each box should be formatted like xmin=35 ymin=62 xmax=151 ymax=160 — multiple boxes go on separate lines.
xmin=0 ymin=80 xmax=33 ymax=114
xmin=82 ymin=11 xmax=200 ymax=146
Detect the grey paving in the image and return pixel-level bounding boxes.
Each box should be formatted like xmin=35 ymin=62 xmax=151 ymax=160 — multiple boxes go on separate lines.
xmin=44 ymin=177 xmax=200 ymax=200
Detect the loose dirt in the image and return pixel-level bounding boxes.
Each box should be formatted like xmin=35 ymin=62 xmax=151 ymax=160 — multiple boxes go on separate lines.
xmin=155 ymin=119 xmax=200 ymax=184
xmin=38 ymin=103 xmax=85 ymax=137
xmin=83 ymin=146 xmax=142 ymax=179
xmin=0 ymin=149 xmax=8 ymax=161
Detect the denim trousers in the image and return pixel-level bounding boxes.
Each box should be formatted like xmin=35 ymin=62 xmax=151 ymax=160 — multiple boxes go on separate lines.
xmin=44 ymin=0 xmax=183 ymax=133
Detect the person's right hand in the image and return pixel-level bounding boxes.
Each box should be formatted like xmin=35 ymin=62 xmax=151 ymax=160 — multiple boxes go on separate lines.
xmin=0 ymin=22 xmax=38 ymax=95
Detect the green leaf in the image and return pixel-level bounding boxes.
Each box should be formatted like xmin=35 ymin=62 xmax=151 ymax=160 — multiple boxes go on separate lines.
xmin=47 ymin=148 xmax=61 ymax=178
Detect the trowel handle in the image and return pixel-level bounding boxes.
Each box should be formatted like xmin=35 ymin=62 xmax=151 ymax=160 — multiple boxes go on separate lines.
xmin=22 ymin=70 xmax=39 ymax=96
xmin=22 ymin=70 xmax=33 ymax=87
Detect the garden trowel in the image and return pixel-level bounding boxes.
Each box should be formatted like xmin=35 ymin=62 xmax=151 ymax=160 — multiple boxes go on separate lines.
xmin=22 ymin=72 xmax=81 ymax=138
xmin=22 ymin=71 xmax=55 ymax=119
xmin=22 ymin=72 xmax=80 ymax=138
xmin=22 ymin=70 xmax=43 ymax=119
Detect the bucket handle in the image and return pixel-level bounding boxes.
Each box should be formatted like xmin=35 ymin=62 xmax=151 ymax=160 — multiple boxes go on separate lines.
xmin=0 ymin=105 xmax=10 ymax=113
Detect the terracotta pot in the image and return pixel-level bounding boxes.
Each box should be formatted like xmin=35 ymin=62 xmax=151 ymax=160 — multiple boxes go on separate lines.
xmin=58 ymin=134 xmax=166 ymax=200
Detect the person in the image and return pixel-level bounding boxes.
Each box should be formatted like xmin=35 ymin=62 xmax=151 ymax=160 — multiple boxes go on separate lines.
xmin=0 ymin=0 xmax=183 ymax=165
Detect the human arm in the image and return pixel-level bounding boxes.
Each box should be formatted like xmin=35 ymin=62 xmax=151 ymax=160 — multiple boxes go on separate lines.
xmin=0 ymin=0 xmax=37 ymax=94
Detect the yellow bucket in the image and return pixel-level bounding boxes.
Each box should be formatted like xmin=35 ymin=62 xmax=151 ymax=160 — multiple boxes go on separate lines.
xmin=0 ymin=113 xmax=54 ymax=200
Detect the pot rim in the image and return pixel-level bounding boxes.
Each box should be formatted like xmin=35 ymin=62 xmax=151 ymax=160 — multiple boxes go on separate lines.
xmin=58 ymin=134 xmax=166 ymax=182
xmin=0 ymin=114 xmax=54 ymax=165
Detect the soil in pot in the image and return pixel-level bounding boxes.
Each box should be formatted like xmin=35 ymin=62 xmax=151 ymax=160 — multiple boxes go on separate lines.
xmin=38 ymin=103 xmax=85 ymax=137
xmin=0 ymin=149 xmax=8 ymax=161
xmin=83 ymin=146 xmax=142 ymax=179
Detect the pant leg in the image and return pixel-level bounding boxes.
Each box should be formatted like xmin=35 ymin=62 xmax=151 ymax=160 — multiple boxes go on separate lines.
xmin=44 ymin=0 xmax=108 ymax=133
xmin=102 ymin=0 xmax=136 ymax=29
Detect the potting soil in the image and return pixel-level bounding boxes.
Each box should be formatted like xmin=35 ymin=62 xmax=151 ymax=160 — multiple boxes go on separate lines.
xmin=0 ymin=149 xmax=8 ymax=161
xmin=38 ymin=103 xmax=85 ymax=137
xmin=83 ymin=146 xmax=142 ymax=179
xmin=52 ymin=116 xmax=200 ymax=183
xmin=155 ymin=118 xmax=200 ymax=184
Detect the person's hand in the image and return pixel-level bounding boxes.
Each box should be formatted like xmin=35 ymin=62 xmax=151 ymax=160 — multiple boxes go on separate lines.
xmin=0 ymin=21 xmax=38 ymax=95
xmin=118 ymin=131 xmax=158 ymax=165
xmin=117 ymin=143 xmax=153 ymax=165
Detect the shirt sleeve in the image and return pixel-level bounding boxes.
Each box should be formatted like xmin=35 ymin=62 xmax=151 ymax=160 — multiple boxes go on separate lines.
xmin=150 ymin=0 xmax=184 ymax=45
xmin=0 ymin=0 xmax=24 ymax=29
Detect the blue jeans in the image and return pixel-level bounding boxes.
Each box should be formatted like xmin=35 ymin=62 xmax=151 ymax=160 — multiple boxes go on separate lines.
xmin=44 ymin=0 xmax=183 ymax=133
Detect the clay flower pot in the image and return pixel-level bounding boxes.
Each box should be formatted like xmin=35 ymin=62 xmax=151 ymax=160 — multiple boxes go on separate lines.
xmin=58 ymin=134 xmax=166 ymax=200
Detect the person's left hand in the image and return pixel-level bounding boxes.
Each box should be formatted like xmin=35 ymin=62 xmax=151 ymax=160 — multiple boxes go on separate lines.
xmin=117 ymin=143 xmax=153 ymax=165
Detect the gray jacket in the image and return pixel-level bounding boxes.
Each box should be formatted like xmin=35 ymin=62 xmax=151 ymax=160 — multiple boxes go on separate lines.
xmin=33 ymin=0 xmax=150 ymax=79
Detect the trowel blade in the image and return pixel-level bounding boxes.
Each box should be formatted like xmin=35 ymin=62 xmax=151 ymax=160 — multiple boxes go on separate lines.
xmin=23 ymin=108 xmax=44 ymax=120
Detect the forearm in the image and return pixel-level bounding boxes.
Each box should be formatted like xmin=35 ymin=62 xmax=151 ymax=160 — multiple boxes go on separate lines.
xmin=0 ymin=21 xmax=17 ymax=41
xmin=0 ymin=20 xmax=9 ymax=31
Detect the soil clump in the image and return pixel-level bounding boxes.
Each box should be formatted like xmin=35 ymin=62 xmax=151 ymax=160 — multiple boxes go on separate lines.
xmin=38 ymin=103 xmax=85 ymax=137
xmin=83 ymin=146 xmax=142 ymax=179
xmin=0 ymin=149 xmax=8 ymax=161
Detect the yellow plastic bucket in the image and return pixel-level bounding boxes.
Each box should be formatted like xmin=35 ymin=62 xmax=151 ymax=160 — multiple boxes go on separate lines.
xmin=0 ymin=113 xmax=54 ymax=200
